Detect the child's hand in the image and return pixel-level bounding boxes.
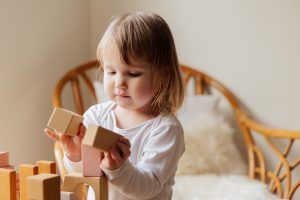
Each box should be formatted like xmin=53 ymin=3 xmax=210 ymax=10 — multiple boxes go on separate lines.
xmin=100 ymin=137 xmax=131 ymax=170
xmin=44 ymin=123 xmax=86 ymax=162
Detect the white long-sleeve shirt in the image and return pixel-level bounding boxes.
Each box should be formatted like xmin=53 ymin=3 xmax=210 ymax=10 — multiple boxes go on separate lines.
xmin=64 ymin=101 xmax=185 ymax=200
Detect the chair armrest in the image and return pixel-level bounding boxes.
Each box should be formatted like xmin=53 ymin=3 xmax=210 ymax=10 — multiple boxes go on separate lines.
xmin=54 ymin=141 xmax=67 ymax=179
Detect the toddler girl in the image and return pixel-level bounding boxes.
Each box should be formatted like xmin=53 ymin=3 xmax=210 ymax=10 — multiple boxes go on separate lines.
xmin=46 ymin=11 xmax=185 ymax=200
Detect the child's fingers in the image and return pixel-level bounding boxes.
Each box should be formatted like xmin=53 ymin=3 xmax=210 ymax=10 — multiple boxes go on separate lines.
xmin=104 ymin=151 xmax=116 ymax=168
xmin=44 ymin=128 xmax=59 ymax=141
xmin=78 ymin=123 xmax=86 ymax=138
xmin=118 ymin=137 xmax=131 ymax=148
xmin=110 ymin=148 xmax=123 ymax=165
xmin=117 ymin=142 xmax=131 ymax=159
xmin=44 ymin=128 xmax=70 ymax=144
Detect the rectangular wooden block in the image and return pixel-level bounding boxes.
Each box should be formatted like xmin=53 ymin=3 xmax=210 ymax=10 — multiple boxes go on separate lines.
xmin=47 ymin=107 xmax=83 ymax=136
xmin=0 ymin=151 xmax=9 ymax=167
xmin=82 ymin=145 xmax=103 ymax=177
xmin=19 ymin=164 xmax=38 ymax=200
xmin=27 ymin=173 xmax=60 ymax=200
xmin=36 ymin=160 xmax=56 ymax=174
xmin=82 ymin=125 xmax=121 ymax=152
xmin=1 ymin=165 xmax=14 ymax=170
xmin=0 ymin=168 xmax=16 ymax=200
xmin=61 ymin=192 xmax=79 ymax=200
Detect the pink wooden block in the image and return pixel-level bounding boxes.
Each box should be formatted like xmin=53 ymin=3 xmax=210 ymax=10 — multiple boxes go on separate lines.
xmin=0 ymin=152 xmax=9 ymax=167
xmin=82 ymin=145 xmax=103 ymax=177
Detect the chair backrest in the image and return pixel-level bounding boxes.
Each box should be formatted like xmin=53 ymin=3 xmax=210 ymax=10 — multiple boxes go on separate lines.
xmin=53 ymin=60 xmax=300 ymax=199
xmin=52 ymin=61 xmax=241 ymax=178
xmin=237 ymin=110 xmax=300 ymax=199
xmin=53 ymin=60 xmax=99 ymax=115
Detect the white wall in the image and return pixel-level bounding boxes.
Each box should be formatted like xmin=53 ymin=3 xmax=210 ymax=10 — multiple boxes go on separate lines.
xmin=0 ymin=0 xmax=91 ymax=167
xmin=116 ymin=0 xmax=300 ymax=130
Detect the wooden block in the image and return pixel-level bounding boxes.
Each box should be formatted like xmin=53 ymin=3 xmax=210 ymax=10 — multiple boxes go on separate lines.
xmin=61 ymin=172 xmax=108 ymax=200
xmin=47 ymin=107 xmax=83 ymax=136
xmin=19 ymin=164 xmax=38 ymax=200
xmin=82 ymin=125 xmax=121 ymax=152
xmin=16 ymin=173 xmax=20 ymax=191
xmin=0 ymin=151 xmax=9 ymax=167
xmin=36 ymin=160 xmax=56 ymax=174
xmin=27 ymin=173 xmax=60 ymax=200
xmin=60 ymin=192 xmax=79 ymax=200
xmin=1 ymin=164 xmax=14 ymax=170
xmin=0 ymin=168 xmax=17 ymax=200
xmin=82 ymin=145 xmax=103 ymax=177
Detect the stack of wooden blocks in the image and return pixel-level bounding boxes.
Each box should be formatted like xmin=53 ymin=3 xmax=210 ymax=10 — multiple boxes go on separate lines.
xmin=0 ymin=108 xmax=120 ymax=200
xmin=48 ymin=108 xmax=122 ymax=200
xmin=0 ymin=154 xmax=60 ymax=200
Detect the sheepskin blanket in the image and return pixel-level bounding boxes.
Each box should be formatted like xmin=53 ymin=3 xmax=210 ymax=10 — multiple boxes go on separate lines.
xmin=174 ymin=95 xmax=278 ymax=199
xmin=173 ymin=174 xmax=279 ymax=200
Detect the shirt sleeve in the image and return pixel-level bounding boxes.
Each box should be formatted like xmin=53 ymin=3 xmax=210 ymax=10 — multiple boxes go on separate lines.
xmin=102 ymin=121 xmax=185 ymax=199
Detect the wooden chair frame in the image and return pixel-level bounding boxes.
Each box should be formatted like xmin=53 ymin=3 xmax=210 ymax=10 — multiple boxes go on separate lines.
xmin=237 ymin=110 xmax=300 ymax=199
xmin=52 ymin=60 xmax=300 ymax=199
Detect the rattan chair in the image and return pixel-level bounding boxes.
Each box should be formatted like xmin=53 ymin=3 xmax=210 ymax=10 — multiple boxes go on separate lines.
xmin=52 ymin=60 xmax=300 ymax=199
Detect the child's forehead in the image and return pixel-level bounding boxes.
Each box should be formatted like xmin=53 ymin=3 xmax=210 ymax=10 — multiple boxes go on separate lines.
xmin=101 ymin=41 xmax=151 ymax=69
xmin=103 ymin=57 xmax=151 ymax=70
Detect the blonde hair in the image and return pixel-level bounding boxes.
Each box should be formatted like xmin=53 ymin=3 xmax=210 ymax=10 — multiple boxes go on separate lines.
xmin=97 ymin=11 xmax=184 ymax=116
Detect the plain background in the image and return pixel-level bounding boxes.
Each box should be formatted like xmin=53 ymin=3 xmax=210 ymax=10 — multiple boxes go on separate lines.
xmin=1 ymin=1 xmax=299 ymax=197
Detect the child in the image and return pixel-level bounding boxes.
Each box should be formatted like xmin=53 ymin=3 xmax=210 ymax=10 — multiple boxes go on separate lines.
xmin=45 ymin=11 xmax=185 ymax=200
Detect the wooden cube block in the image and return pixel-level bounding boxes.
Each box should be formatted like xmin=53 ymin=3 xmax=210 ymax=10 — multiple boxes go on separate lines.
xmin=82 ymin=125 xmax=121 ymax=152
xmin=47 ymin=107 xmax=83 ymax=136
xmin=36 ymin=160 xmax=56 ymax=174
xmin=0 ymin=168 xmax=16 ymax=200
xmin=19 ymin=164 xmax=38 ymax=200
xmin=60 ymin=192 xmax=79 ymax=200
xmin=27 ymin=173 xmax=60 ymax=200
xmin=82 ymin=145 xmax=103 ymax=177
xmin=0 ymin=151 xmax=9 ymax=167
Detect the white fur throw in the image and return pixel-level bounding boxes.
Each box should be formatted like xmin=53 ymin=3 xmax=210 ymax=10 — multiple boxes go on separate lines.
xmin=173 ymin=174 xmax=279 ymax=200
xmin=177 ymin=110 xmax=246 ymax=175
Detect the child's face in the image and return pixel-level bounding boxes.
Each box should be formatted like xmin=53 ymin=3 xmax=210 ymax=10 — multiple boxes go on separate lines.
xmin=102 ymin=42 xmax=154 ymax=113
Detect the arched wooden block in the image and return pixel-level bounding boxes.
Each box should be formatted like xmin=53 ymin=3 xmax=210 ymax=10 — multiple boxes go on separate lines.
xmin=61 ymin=172 xmax=108 ymax=200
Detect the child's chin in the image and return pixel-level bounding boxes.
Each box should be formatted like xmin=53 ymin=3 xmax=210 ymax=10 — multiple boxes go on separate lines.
xmin=114 ymin=99 xmax=132 ymax=108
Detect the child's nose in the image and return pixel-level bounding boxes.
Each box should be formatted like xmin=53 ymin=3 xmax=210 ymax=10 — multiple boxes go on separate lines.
xmin=115 ymin=75 xmax=127 ymax=89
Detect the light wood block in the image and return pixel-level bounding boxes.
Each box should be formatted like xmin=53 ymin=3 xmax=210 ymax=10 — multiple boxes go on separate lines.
xmin=47 ymin=107 xmax=83 ymax=136
xmin=16 ymin=173 xmax=20 ymax=191
xmin=27 ymin=173 xmax=60 ymax=200
xmin=36 ymin=160 xmax=56 ymax=174
xmin=60 ymin=192 xmax=79 ymax=200
xmin=82 ymin=145 xmax=103 ymax=177
xmin=61 ymin=172 xmax=108 ymax=200
xmin=82 ymin=125 xmax=121 ymax=152
xmin=1 ymin=165 xmax=14 ymax=170
xmin=0 ymin=151 xmax=9 ymax=167
xmin=19 ymin=164 xmax=38 ymax=200
xmin=0 ymin=168 xmax=16 ymax=200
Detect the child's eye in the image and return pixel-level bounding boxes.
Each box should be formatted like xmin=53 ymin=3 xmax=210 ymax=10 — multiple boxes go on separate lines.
xmin=107 ymin=71 xmax=116 ymax=75
xmin=128 ymin=72 xmax=142 ymax=77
